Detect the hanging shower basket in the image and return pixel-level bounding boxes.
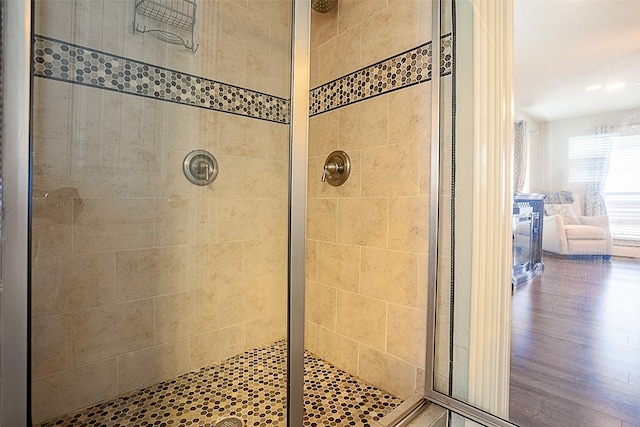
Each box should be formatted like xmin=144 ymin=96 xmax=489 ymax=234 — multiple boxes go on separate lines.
xmin=133 ymin=0 xmax=199 ymax=53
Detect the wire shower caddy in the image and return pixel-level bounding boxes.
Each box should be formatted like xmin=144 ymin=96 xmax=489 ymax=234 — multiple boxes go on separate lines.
xmin=133 ymin=0 xmax=198 ymax=52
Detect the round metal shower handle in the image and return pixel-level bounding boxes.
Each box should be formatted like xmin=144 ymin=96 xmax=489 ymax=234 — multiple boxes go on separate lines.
xmin=183 ymin=150 xmax=219 ymax=186
xmin=321 ymin=150 xmax=351 ymax=186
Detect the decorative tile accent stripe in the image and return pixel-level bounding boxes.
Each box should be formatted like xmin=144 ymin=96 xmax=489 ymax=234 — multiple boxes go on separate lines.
xmin=310 ymin=34 xmax=453 ymax=116
xmin=33 ymin=35 xmax=290 ymax=124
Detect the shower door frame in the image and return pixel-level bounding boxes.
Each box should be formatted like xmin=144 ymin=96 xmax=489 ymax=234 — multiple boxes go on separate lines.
xmin=1 ymin=0 xmax=311 ymax=425
xmin=2 ymin=0 xmax=32 ymax=424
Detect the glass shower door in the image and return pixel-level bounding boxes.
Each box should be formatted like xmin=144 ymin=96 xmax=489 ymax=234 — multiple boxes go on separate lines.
xmin=29 ymin=1 xmax=293 ymax=424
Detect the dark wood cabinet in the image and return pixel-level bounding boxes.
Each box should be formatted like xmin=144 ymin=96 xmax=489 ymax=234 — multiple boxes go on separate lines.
xmin=512 ymin=193 xmax=545 ymax=285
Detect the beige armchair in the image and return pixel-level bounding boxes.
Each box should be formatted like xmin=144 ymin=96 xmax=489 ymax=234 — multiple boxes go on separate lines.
xmin=542 ymin=192 xmax=612 ymax=258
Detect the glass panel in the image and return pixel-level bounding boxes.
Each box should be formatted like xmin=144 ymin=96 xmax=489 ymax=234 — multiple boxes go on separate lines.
xmin=433 ymin=1 xmax=640 ymax=426
xmin=29 ymin=1 xmax=292 ymax=425
xmin=305 ymin=0 xmax=434 ymax=424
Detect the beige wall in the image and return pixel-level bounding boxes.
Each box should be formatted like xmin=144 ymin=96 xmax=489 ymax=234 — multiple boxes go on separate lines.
xmin=305 ymin=0 xmax=433 ymax=399
xmin=30 ymin=1 xmax=291 ymax=423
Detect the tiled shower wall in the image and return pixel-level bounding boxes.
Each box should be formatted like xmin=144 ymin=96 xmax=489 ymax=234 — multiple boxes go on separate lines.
xmin=305 ymin=0 xmax=434 ymax=399
xmin=30 ymin=1 xmax=291 ymax=423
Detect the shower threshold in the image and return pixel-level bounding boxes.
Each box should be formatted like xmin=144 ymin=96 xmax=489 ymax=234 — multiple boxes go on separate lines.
xmin=35 ymin=340 xmax=401 ymax=427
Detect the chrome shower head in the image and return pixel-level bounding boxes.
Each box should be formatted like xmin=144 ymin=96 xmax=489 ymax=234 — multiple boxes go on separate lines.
xmin=312 ymin=0 xmax=338 ymax=13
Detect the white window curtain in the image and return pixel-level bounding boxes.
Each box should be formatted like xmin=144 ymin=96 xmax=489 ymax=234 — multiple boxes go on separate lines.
xmin=568 ymin=126 xmax=613 ymax=216
xmin=513 ymin=120 xmax=528 ymax=193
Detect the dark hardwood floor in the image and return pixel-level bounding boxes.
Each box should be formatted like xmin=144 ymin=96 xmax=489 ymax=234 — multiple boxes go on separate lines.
xmin=509 ymin=255 xmax=640 ymax=427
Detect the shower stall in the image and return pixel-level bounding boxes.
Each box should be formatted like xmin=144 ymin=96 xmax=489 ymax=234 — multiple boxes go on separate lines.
xmin=3 ymin=0 xmax=437 ymax=425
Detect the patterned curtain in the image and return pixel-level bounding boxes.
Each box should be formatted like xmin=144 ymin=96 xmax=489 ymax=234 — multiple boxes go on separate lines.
xmin=514 ymin=121 xmax=528 ymax=193
xmin=584 ymin=125 xmax=612 ymax=216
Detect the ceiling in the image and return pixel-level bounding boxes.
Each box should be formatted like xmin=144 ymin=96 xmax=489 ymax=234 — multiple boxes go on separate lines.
xmin=514 ymin=0 xmax=640 ymax=123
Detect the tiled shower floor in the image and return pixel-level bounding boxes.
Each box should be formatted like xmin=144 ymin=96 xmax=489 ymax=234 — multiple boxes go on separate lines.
xmin=37 ymin=340 xmax=401 ymax=427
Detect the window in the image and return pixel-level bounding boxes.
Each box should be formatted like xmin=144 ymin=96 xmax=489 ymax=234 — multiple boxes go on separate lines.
xmin=569 ymin=132 xmax=640 ymax=242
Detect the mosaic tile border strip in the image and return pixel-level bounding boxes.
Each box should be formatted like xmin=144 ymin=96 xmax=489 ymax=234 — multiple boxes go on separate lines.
xmin=33 ymin=35 xmax=290 ymax=124
xmin=37 ymin=340 xmax=401 ymax=427
xmin=310 ymin=33 xmax=453 ymax=117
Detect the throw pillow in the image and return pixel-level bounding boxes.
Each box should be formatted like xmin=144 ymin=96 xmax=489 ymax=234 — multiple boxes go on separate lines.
xmin=545 ymin=204 xmax=581 ymax=225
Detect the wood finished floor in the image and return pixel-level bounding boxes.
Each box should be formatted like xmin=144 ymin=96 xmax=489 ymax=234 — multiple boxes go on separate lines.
xmin=509 ymin=255 xmax=640 ymax=427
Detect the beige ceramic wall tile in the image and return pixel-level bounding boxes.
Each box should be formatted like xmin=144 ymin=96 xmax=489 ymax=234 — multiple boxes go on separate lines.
xmin=220 ymin=1 xmax=270 ymax=57
xmin=361 ymin=142 xmax=420 ymax=197
xmin=32 ymin=79 xmax=71 ymax=140
xmin=418 ymin=254 xmax=429 ymax=312
xmin=73 ymin=198 xmax=155 ymax=253
xmin=118 ymin=96 xmax=159 ymax=149
xmin=305 ymin=320 xmax=318 ymax=354
xmin=267 ymin=312 xmax=287 ymax=343
xmin=418 ymin=0 xmax=433 ymax=44
xmin=189 ymin=325 xmax=245 ymax=369
xmin=306 ymin=198 xmax=338 ymax=242
xmin=246 ymin=50 xmax=291 ymax=99
xmin=194 ymin=198 xmax=219 ymax=244
xmin=419 ymin=137 xmax=432 ymax=195
xmin=245 ymin=311 xmax=286 ymax=350
xmin=339 ymin=95 xmax=388 ymax=150
xmin=305 ymin=280 xmax=337 ymax=331
xmin=316 ymin=242 xmax=360 ymax=292
xmin=314 ymin=326 xmax=359 ymax=375
xmin=162 ymin=105 xmax=219 ymax=153
xmin=310 ymin=6 xmax=339 ymax=49
xmin=242 ymin=237 xmax=287 ymax=279
xmin=218 ymin=114 xmax=271 ymax=160
xmin=31 ymin=253 xmax=116 ymax=316
xmin=154 ymin=198 xmax=198 ymax=247
xmin=194 ymin=242 xmax=245 ymax=289
xmin=114 ymin=151 xmax=185 ymax=200
xmin=306 ymin=240 xmax=318 ymax=281
xmin=388 ymin=82 xmax=431 ymax=144
xmin=244 ymin=277 xmax=269 ymax=321
xmin=204 ymin=38 xmax=248 ymax=90
xmin=336 ymin=198 xmax=387 ymax=248
xmin=357 ymin=345 xmax=416 ymax=399
xmin=316 ymin=26 xmax=361 ymax=85
xmin=338 ymin=0 xmax=388 ymax=34
xmin=386 ymin=304 xmax=426 ymax=366
xmin=33 ymin=0 xmax=74 ymax=41
xmin=31 ymin=217 xmax=72 ymax=259
xmin=266 ymin=274 xmax=287 ymax=316
xmin=387 ymin=196 xmax=430 ymax=253
xmin=118 ymin=340 xmax=191 ymax=394
xmin=31 ymin=314 xmax=74 ymax=379
xmin=336 ymin=290 xmax=386 ymax=351
xmin=309 ymin=47 xmax=320 ymax=89
xmin=101 ymin=0 xmax=126 ymax=54
xmin=31 ymin=256 xmax=62 ymax=318
xmin=31 ymin=136 xmax=69 ymax=195
xmin=268 ymin=123 xmax=290 ymax=161
xmin=309 ymin=109 xmax=340 ymax=157
xmin=217 ymin=282 xmax=247 ymax=328
xmin=73 ymin=299 xmax=154 ymax=365
xmin=267 ymin=198 xmax=288 ymax=238
xmin=218 ymin=198 xmax=269 ymax=242
xmin=308 ymin=156 xmax=319 ymax=199
xmin=243 ymin=157 xmax=287 ymax=199
xmin=155 ymin=288 xmax=217 ymax=344
xmin=31 ymin=358 xmax=118 ymax=424
xmin=361 ymin=247 xmax=418 ymax=307
xmin=69 ymin=85 xmax=102 ymax=148
xmin=360 ymin=1 xmax=420 ymax=67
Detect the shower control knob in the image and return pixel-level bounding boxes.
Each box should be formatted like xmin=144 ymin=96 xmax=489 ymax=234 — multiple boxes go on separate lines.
xmin=321 ymin=151 xmax=350 ymax=186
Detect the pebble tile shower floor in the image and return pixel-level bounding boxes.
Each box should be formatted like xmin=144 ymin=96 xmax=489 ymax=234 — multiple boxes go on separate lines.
xmin=36 ymin=340 xmax=402 ymax=427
